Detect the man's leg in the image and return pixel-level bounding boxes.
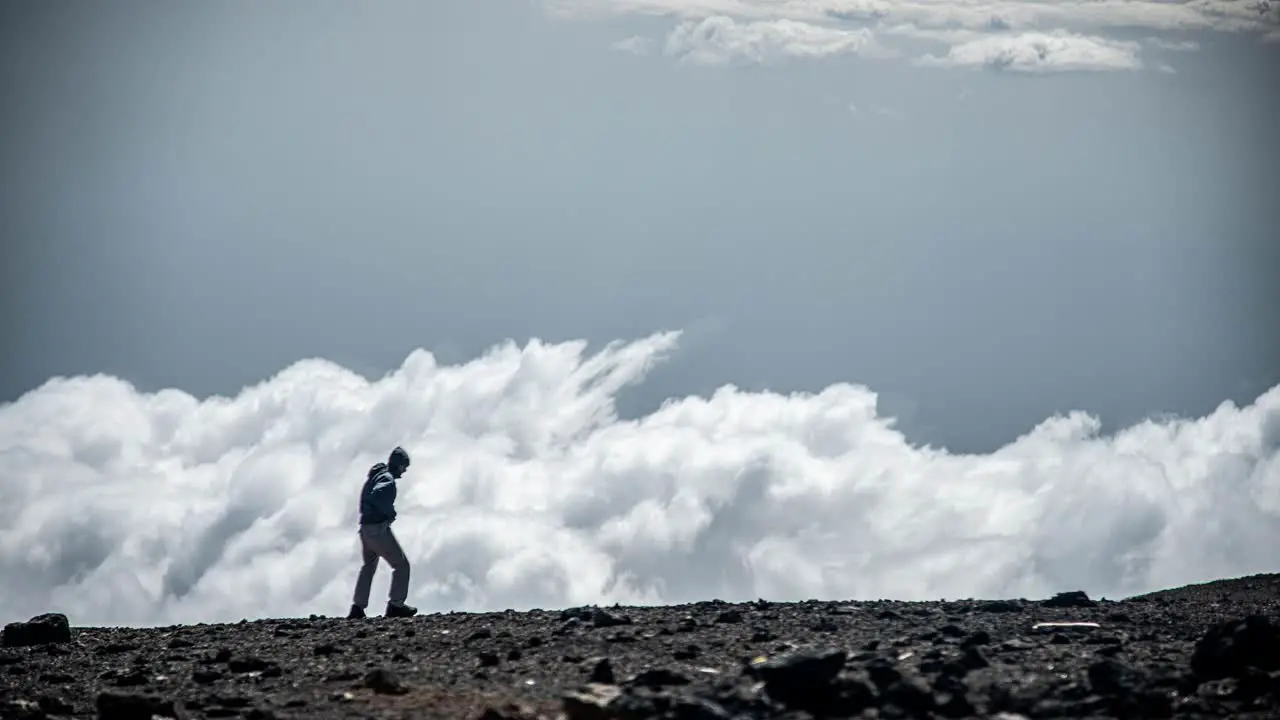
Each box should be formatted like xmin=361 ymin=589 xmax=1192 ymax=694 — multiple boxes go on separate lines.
xmin=381 ymin=527 xmax=411 ymax=607
xmin=360 ymin=523 xmax=415 ymax=615
xmin=350 ymin=531 xmax=380 ymax=613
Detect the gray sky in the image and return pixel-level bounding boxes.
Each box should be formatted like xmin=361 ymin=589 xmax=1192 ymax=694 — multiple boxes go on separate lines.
xmin=2 ymin=0 xmax=1277 ymax=453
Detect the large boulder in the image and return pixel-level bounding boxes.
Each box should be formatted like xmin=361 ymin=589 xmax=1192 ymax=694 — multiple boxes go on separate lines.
xmin=1190 ymin=615 xmax=1280 ymax=680
xmin=2 ymin=613 xmax=72 ymax=647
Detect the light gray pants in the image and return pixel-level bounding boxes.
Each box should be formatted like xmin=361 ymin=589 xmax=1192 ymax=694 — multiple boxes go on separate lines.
xmin=351 ymin=522 xmax=410 ymax=607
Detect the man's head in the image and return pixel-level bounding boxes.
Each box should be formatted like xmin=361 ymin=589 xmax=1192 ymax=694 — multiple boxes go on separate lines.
xmin=388 ymin=446 xmax=411 ymax=478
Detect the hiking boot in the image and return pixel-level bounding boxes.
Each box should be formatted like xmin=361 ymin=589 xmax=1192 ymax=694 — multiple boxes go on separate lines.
xmin=385 ymin=601 xmax=418 ymax=618
xmin=347 ymin=604 xmax=366 ymax=619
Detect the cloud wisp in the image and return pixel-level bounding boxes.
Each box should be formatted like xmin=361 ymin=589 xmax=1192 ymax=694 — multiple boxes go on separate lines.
xmin=543 ymin=0 xmax=1279 ymax=72
xmin=2 ymin=331 xmax=1278 ymax=628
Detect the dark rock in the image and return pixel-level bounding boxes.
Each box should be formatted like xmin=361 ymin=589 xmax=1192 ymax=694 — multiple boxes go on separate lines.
xmin=191 ymin=669 xmax=222 ymax=684
xmin=585 ymin=657 xmax=614 ymax=684
xmin=626 ymin=668 xmax=691 ymax=687
xmin=883 ymin=674 xmax=936 ymax=716
xmin=669 ymin=696 xmax=732 ymax=720
xmin=811 ymin=618 xmax=838 ymax=633
xmin=672 ymin=644 xmax=700 ymax=660
xmin=1042 ymin=590 xmax=1098 ymax=608
xmin=976 ymin=600 xmax=1022 ymax=613
xmin=2 ymin=614 xmax=72 ymax=648
xmin=96 ymin=642 xmax=139 ymax=655
xmin=363 ymin=667 xmax=407 ymax=695
xmin=714 ymin=609 xmax=742 ymax=624
xmin=227 ymin=655 xmax=273 ymax=673
xmin=750 ymin=648 xmax=847 ymax=705
xmin=932 ymin=674 xmax=975 ymax=718
xmin=1088 ymin=658 xmax=1145 ymax=696
xmin=111 ymin=669 xmax=148 ymax=686
xmin=865 ymin=658 xmax=902 ymax=690
xmin=38 ymin=695 xmax=74 ymax=715
xmin=591 ymin=609 xmax=632 ymax=628
xmin=559 ymin=607 xmax=593 ymax=622
xmin=95 ymin=691 xmax=179 ymax=720
xmin=1190 ymin=615 xmax=1280 ymax=680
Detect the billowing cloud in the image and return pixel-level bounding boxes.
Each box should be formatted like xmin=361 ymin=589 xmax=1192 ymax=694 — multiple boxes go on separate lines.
xmin=557 ymin=0 xmax=1280 ymax=71
xmin=2 ymin=331 xmax=1278 ymax=628
xmin=663 ymin=16 xmax=889 ymax=65
xmin=916 ymin=31 xmax=1144 ymax=72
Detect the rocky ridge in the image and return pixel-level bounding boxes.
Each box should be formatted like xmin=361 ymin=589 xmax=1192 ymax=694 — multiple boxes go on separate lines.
xmin=2 ymin=573 xmax=1277 ymax=719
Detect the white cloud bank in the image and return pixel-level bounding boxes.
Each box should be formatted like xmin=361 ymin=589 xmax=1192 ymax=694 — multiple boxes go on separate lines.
xmin=2 ymin=331 xmax=1278 ymax=628
xmin=542 ymin=0 xmax=1279 ymax=71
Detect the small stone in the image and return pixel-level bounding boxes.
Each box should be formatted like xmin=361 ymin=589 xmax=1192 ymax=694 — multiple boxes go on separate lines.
xmin=227 ymin=656 xmax=273 ymax=673
xmin=672 ymin=644 xmax=700 ymax=660
xmin=883 ymin=675 xmax=937 ymax=716
xmin=626 ymin=668 xmax=691 ymax=687
xmin=1087 ymin=658 xmax=1144 ymax=696
xmin=866 ymin=658 xmax=903 ymax=690
xmin=585 ymin=657 xmax=614 ymax=684
xmin=811 ymin=618 xmax=838 ymax=632
xmin=363 ymin=667 xmax=408 ymax=695
xmin=192 ymin=669 xmax=222 ymax=684
xmin=714 ymin=609 xmax=743 ymax=624
xmin=111 ymin=669 xmax=148 ymax=687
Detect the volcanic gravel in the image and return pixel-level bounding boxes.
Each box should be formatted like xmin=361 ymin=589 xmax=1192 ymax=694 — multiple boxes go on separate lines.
xmin=2 ymin=573 xmax=1278 ymax=719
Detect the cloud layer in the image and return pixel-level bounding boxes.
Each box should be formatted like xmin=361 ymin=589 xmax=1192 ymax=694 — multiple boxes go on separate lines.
xmin=545 ymin=0 xmax=1280 ymax=71
xmin=2 ymin=331 xmax=1278 ymax=628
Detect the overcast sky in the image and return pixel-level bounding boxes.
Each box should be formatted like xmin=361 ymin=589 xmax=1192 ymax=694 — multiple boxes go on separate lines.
xmin=2 ymin=0 xmax=1279 ymax=627
xmin=2 ymin=0 xmax=1277 ymax=455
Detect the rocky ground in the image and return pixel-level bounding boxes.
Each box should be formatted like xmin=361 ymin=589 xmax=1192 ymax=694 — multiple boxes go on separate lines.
xmin=2 ymin=573 xmax=1278 ymax=719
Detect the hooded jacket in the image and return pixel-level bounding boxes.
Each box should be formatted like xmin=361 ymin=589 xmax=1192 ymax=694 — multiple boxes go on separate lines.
xmin=359 ymin=462 xmax=397 ymax=526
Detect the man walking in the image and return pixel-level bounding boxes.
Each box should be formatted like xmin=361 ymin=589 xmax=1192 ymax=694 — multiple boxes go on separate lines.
xmin=348 ymin=446 xmax=418 ymax=619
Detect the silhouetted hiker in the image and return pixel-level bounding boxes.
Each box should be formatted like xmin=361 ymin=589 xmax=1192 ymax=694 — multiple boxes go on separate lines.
xmin=348 ymin=446 xmax=418 ymax=619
